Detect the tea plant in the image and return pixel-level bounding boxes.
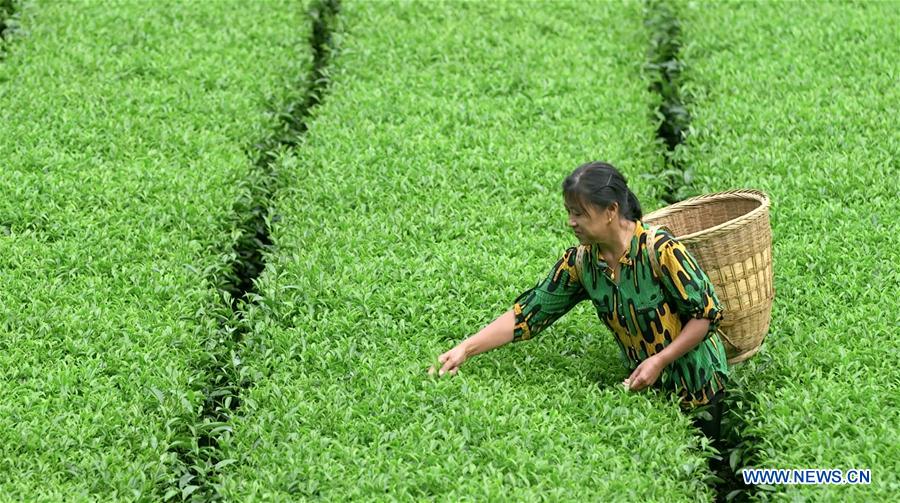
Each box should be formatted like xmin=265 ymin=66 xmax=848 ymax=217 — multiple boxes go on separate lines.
xmin=0 ymin=0 xmax=306 ymax=498
xmin=214 ymin=0 xmax=713 ymax=500
xmin=676 ymin=1 xmax=899 ymax=499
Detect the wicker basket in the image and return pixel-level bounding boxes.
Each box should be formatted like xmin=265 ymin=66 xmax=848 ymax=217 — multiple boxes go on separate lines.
xmin=643 ymin=189 xmax=774 ymax=364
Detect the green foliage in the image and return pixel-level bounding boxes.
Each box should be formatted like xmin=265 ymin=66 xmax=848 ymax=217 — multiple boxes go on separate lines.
xmin=212 ymin=0 xmax=711 ymax=500
xmin=676 ymin=0 xmax=900 ymax=499
xmin=0 ymin=0 xmax=22 ymax=59
xmin=641 ymin=0 xmax=696 ymax=205
xmin=0 ymin=0 xmax=307 ymax=498
xmin=5 ymin=0 xmax=895 ymax=499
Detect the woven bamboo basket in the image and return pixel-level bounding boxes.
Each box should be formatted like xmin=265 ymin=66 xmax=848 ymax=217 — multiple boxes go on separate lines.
xmin=643 ymin=189 xmax=774 ymax=364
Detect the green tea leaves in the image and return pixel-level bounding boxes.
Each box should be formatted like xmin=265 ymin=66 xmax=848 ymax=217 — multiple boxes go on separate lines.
xmin=211 ymin=1 xmax=708 ymax=500
xmin=678 ymin=0 xmax=900 ymax=499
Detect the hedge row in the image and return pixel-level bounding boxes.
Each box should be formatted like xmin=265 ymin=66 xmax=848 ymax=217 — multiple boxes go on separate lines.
xmin=676 ymin=1 xmax=899 ymax=500
xmin=215 ymin=0 xmax=715 ymax=500
xmin=0 ymin=0 xmax=307 ymax=498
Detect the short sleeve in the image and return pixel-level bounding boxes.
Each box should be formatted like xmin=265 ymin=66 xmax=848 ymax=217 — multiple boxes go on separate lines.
xmin=512 ymin=247 xmax=589 ymax=342
xmin=655 ymin=234 xmax=725 ymax=340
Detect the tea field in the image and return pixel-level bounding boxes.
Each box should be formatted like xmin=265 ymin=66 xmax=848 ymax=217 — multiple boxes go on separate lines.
xmin=675 ymin=0 xmax=899 ymax=500
xmin=0 ymin=0 xmax=896 ymax=501
xmin=0 ymin=0 xmax=308 ymax=499
xmin=213 ymin=0 xmax=715 ymax=500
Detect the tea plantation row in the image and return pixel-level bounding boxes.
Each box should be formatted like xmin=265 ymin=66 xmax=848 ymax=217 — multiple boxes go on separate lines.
xmin=211 ymin=0 xmax=718 ymax=500
xmin=676 ymin=1 xmax=899 ymax=500
xmin=4 ymin=0 xmax=894 ymax=500
xmin=0 ymin=0 xmax=308 ymax=498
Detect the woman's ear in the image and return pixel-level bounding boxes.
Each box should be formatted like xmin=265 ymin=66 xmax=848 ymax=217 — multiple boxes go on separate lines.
xmin=605 ymin=202 xmax=618 ymax=222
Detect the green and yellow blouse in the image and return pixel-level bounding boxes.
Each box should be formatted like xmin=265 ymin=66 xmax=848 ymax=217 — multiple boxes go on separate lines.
xmin=512 ymin=219 xmax=730 ymax=409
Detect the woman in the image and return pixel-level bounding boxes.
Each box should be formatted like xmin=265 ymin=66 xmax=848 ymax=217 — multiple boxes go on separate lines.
xmin=428 ymin=161 xmax=731 ymax=457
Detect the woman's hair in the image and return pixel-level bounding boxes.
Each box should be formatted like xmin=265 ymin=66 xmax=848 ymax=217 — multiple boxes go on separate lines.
xmin=561 ymin=161 xmax=643 ymax=221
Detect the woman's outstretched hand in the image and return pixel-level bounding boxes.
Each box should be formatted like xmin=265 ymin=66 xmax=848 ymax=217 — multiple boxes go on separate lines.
xmin=426 ymin=309 xmax=515 ymax=378
xmin=624 ymin=355 xmax=665 ymax=391
xmin=428 ymin=344 xmax=468 ymax=377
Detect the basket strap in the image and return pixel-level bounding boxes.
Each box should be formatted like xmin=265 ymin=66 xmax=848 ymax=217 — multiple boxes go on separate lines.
xmin=715 ymin=326 xmax=738 ymax=351
xmin=646 ymin=224 xmax=665 ymax=280
xmin=575 ymin=245 xmax=585 ymax=284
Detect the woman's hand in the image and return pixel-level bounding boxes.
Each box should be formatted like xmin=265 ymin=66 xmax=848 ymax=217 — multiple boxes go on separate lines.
xmin=624 ymin=355 xmax=665 ymax=391
xmin=425 ymin=309 xmax=515 ymax=378
xmin=428 ymin=344 xmax=468 ymax=377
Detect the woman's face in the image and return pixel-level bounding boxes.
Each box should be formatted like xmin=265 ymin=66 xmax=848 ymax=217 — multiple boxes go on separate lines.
xmin=565 ymin=197 xmax=616 ymax=245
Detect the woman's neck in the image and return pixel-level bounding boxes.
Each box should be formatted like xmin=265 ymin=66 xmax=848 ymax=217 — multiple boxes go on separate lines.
xmin=598 ymin=220 xmax=635 ymax=262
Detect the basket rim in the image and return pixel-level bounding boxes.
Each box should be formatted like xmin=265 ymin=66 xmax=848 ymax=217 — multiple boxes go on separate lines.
xmin=644 ymin=189 xmax=770 ymax=241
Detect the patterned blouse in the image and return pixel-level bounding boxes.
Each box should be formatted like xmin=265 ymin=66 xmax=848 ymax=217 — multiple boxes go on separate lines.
xmin=512 ymin=219 xmax=730 ymax=409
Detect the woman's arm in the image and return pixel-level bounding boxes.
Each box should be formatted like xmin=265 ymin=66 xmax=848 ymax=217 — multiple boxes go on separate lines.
xmin=653 ymin=317 xmax=710 ymax=367
xmin=429 ymin=245 xmax=587 ymax=376
xmin=623 ymin=231 xmax=726 ymax=391
xmin=428 ymin=309 xmax=515 ymax=376
xmin=625 ymin=318 xmax=709 ymax=391
xmin=461 ymin=308 xmax=515 ymax=358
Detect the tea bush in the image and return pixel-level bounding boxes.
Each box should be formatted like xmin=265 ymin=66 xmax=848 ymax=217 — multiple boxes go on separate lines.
xmin=4 ymin=0 xmax=892 ymax=499
xmin=0 ymin=0 xmax=307 ymax=498
xmin=215 ymin=0 xmax=715 ymax=500
xmin=676 ymin=1 xmax=899 ymax=499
